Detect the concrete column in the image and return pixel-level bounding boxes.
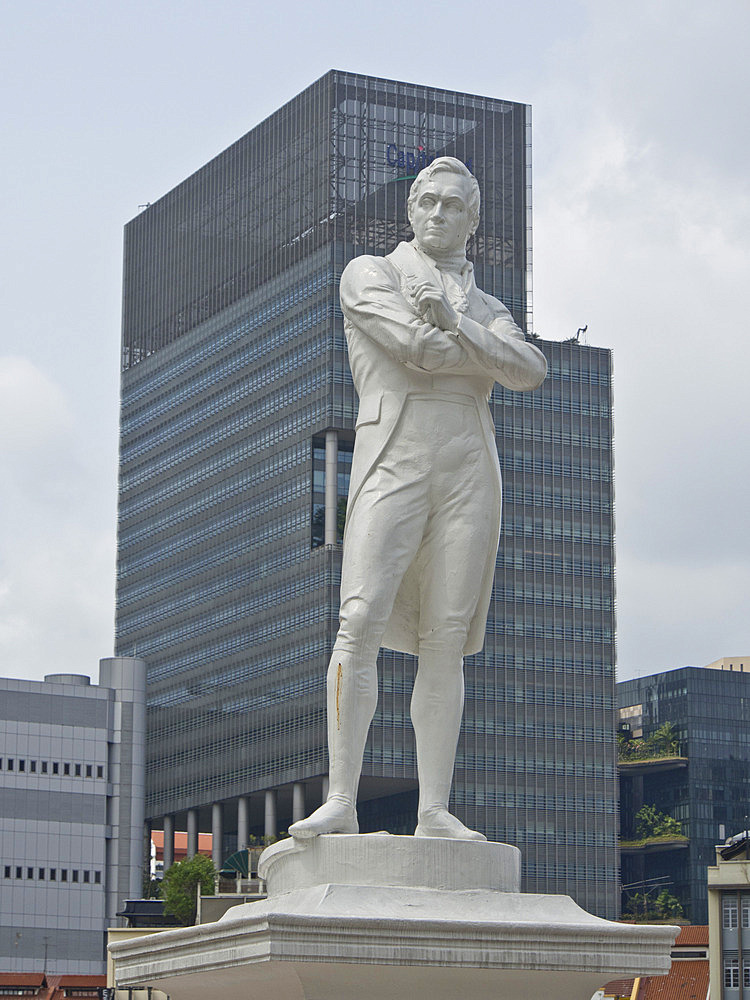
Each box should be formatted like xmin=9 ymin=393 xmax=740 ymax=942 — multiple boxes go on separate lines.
xmin=187 ymin=808 xmax=199 ymax=859
xmin=144 ymin=819 xmax=152 ymax=884
xmin=324 ymin=428 xmax=338 ymax=546
xmin=237 ymin=796 xmax=250 ymax=852
xmin=292 ymin=783 xmax=306 ymax=824
xmin=212 ymin=802 xmax=224 ymax=869
xmin=264 ymin=790 xmax=277 ymax=839
xmin=163 ymin=815 xmax=175 ymax=871
xmin=322 ymin=776 xmax=330 ymax=802
xmin=97 ymin=657 xmax=147 ymax=926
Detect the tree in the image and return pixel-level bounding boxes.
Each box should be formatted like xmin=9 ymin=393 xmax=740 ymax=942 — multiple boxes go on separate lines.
xmin=655 ymin=889 xmax=684 ymax=919
xmin=623 ymin=887 xmax=684 ymax=922
xmin=161 ymin=854 xmax=217 ymax=926
xmin=635 ymin=804 xmax=683 ymax=840
xmin=617 ymin=730 xmax=635 ymax=759
xmin=617 ymin=721 xmax=683 ymax=762
xmin=647 ymin=722 xmax=681 ymax=757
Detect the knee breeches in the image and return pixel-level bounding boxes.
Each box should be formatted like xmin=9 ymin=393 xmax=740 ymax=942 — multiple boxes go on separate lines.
xmin=335 ymin=394 xmax=498 ymax=660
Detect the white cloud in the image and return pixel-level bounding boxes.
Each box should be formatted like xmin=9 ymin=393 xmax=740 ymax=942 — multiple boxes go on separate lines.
xmin=528 ymin=1 xmax=750 ymax=678
xmin=0 ymin=356 xmax=74 ymax=453
xmin=616 ymin=554 xmax=750 ymax=678
xmin=0 ymin=357 xmax=115 ymax=681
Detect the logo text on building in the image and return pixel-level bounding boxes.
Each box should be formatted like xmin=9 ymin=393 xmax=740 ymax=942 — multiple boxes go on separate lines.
xmin=386 ymin=144 xmax=473 ymax=175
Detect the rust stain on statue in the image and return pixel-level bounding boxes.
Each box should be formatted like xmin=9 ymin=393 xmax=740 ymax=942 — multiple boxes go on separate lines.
xmin=336 ymin=662 xmax=343 ymax=729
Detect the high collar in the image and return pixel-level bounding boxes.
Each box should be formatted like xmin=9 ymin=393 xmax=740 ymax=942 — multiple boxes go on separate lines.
xmin=411 ymin=239 xmax=472 ymax=276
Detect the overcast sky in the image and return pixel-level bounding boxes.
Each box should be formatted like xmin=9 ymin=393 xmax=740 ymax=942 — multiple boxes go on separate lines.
xmin=1 ymin=0 xmax=748 ymax=684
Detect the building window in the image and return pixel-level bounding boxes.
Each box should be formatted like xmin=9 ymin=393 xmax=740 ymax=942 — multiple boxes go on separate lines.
xmin=97 ymin=765 xmax=104 ymax=778
xmin=724 ymin=957 xmax=739 ymax=988
xmin=15 ymin=867 xmax=22 ymax=878
xmin=41 ymin=761 xmax=48 ymax=773
xmin=30 ymin=760 xmax=36 ymax=773
xmin=61 ymin=869 xmax=68 ymax=882
xmin=50 ymin=869 xmax=56 ymax=881
xmin=3 ymin=866 xmax=10 ymax=878
xmin=94 ymin=871 xmax=101 ymax=884
xmin=744 ymin=962 xmax=750 ymax=989
xmin=26 ymin=867 xmax=33 ymax=879
xmin=7 ymin=759 xmax=13 ymax=771
xmin=39 ymin=868 xmax=45 ymax=880
xmin=52 ymin=762 xmax=59 ymax=774
xmin=86 ymin=764 xmax=92 ymax=777
xmin=83 ymin=870 xmax=90 ymax=883
xmin=75 ymin=764 xmax=81 ymax=776
xmin=18 ymin=759 xmax=25 ymax=772
xmin=724 ymin=897 xmax=739 ymax=929
xmin=742 ymin=896 xmax=750 ymax=928
xmin=71 ymin=870 xmax=79 ymax=882
xmin=63 ymin=763 xmax=70 ymax=775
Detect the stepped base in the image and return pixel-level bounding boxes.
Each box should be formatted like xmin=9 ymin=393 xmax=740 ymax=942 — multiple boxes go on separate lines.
xmin=110 ymin=834 xmax=677 ymax=1000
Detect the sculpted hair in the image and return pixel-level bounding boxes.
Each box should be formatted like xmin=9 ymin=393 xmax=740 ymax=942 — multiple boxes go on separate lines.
xmin=407 ymin=157 xmax=481 ymax=236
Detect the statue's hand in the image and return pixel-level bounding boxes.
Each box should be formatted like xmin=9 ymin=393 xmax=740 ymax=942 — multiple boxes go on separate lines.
xmin=414 ymin=281 xmax=459 ymax=333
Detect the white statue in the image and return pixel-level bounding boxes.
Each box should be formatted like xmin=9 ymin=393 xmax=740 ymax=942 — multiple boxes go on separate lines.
xmin=290 ymin=157 xmax=547 ymax=841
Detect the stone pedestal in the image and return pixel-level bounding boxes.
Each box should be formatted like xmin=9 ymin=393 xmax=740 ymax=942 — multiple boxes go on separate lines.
xmin=110 ymin=834 xmax=677 ymax=1000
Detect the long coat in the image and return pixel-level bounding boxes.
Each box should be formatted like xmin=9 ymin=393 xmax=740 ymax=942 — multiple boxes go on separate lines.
xmin=339 ymin=240 xmax=547 ymax=657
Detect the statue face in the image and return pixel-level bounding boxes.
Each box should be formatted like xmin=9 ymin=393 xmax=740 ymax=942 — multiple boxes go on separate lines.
xmin=409 ymin=173 xmax=474 ymax=255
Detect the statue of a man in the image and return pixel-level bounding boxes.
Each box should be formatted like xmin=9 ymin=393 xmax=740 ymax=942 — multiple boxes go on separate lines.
xmin=290 ymin=157 xmax=547 ymax=841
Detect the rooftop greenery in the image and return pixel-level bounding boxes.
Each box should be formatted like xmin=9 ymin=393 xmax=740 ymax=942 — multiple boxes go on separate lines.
xmin=617 ymin=721 xmax=684 ymax=762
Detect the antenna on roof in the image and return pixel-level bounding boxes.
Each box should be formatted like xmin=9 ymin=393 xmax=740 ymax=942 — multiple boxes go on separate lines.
xmin=563 ymin=325 xmax=587 ymax=345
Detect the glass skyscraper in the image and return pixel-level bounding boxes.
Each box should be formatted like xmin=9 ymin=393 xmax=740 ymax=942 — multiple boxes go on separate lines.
xmin=116 ymin=70 xmax=618 ymax=917
xmin=618 ymin=661 xmax=750 ymax=923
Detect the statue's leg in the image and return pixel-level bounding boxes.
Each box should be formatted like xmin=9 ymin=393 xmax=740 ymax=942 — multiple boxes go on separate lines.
xmin=289 ymin=647 xmax=377 ymax=838
xmin=410 ymin=400 xmax=496 ymax=840
xmin=411 ymin=636 xmax=486 ymax=841
xmin=290 ymin=455 xmax=430 ymax=839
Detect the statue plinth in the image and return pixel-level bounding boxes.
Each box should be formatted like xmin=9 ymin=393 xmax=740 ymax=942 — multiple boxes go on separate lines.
xmin=110 ymin=835 xmax=677 ymax=1000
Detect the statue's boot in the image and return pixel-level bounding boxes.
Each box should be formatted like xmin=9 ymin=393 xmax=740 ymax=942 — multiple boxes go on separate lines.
xmin=411 ymin=646 xmax=486 ymax=841
xmin=289 ymin=650 xmax=377 ymax=839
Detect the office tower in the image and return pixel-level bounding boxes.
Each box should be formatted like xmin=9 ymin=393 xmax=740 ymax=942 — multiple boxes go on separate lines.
xmin=0 ymin=659 xmax=145 ymax=973
xmin=116 ymin=70 xmax=617 ymax=917
xmin=617 ymin=658 xmax=750 ymax=923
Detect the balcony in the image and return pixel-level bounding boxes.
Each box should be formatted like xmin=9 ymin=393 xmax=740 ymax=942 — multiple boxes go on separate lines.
xmin=618 ymin=755 xmax=688 ymax=776
xmin=620 ymin=834 xmax=690 ymax=855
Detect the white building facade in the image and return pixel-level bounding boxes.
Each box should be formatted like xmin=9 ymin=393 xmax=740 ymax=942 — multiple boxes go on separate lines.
xmin=0 ymin=658 xmax=146 ymax=973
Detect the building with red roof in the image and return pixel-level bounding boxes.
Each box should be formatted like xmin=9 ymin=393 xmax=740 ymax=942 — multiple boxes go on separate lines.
xmin=601 ymin=926 xmax=709 ymax=1000
xmin=0 ymin=972 xmax=105 ymax=999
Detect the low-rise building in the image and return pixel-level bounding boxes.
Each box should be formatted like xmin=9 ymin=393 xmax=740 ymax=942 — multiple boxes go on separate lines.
xmin=0 ymin=972 xmax=106 ymax=999
xmin=708 ymin=830 xmax=750 ymax=1000
xmin=0 ymin=659 xmax=146 ymax=973
xmin=601 ymin=925 xmax=709 ymax=1000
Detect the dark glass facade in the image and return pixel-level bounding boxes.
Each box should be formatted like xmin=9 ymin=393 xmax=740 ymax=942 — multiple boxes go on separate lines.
xmin=116 ymin=70 xmax=617 ymax=917
xmin=617 ymin=666 xmax=750 ymax=922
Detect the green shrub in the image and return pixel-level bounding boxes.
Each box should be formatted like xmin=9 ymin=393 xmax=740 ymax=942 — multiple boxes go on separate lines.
xmin=161 ymin=854 xmax=217 ymax=925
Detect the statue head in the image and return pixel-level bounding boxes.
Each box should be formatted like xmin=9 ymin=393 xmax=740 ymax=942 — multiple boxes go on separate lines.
xmin=407 ymin=157 xmax=480 ymax=256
